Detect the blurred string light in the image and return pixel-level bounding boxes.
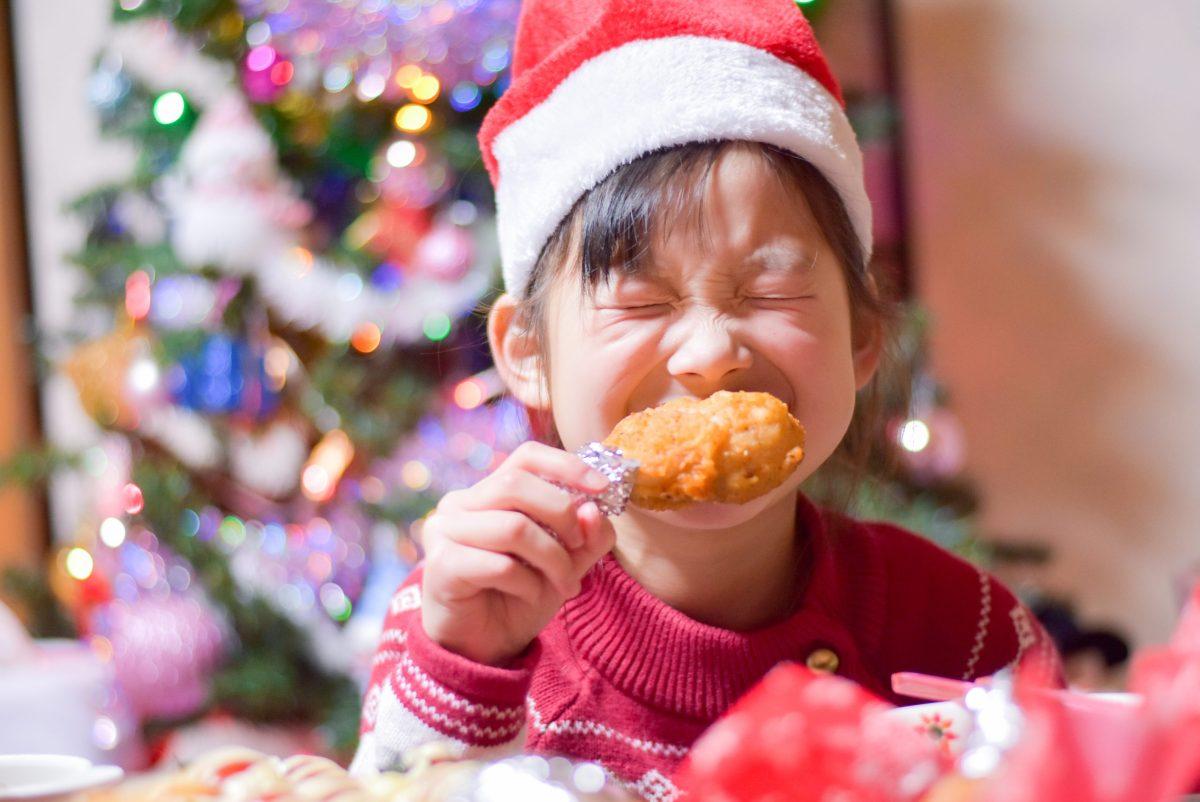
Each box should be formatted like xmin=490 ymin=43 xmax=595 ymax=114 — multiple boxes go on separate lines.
xmin=401 ymin=460 xmax=432 ymax=492
xmin=100 ymin=517 xmax=127 ymax=548
xmin=127 ymin=356 xmax=160 ymax=395
xmin=176 ymin=505 xmax=372 ymax=623
xmin=234 ymin=0 xmax=520 ymax=99
xmin=152 ymin=91 xmax=187 ymax=125
xmin=410 ymin=74 xmax=440 ymax=103
xmin=122 ymin=482 xmax=144 ymax=515
xmin=422 ymin=311 xmax=452 ymax=341
xmin=449 ymin=81 xmax=483 ymax=112
xmin=453 ymin=378 xmax=486 ymax=410
xmin=386 ymin=140 xmax=417 ymax=169
xmin=394 ymin=104 xmax=432 ymax=133
xmin=897 ymin=418 xmax=932 ymax=453
xmin=302 ymin=429 xmax=355 ymax=502
xmin=124 ymin=271 xmax=152 ymax=321
xmin=350 ymin=322 xmax=382 ymax=354
xmin=65 ymin=547 xmax=95 ymax=580
xmin=264 ymin=340 xmax=293 ymax=391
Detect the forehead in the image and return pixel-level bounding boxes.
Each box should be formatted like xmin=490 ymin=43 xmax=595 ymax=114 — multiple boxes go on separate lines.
xmin=654 ymin=146 xmax=824 ymax=260
xmin=585 ymin=150 xmax=825 ymax=292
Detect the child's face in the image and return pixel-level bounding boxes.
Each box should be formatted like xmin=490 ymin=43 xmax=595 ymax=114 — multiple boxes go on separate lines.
xmin=495 ymin=147 xmax=880 ymax=526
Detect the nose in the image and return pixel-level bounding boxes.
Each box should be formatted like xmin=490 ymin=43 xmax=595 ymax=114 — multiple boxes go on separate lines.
xmin=666 ymin=315 xmax=753 ymax=390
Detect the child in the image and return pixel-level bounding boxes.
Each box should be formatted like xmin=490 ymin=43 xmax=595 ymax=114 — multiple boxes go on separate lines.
xmin=352 ymin=0 xmax=1060 ymax=796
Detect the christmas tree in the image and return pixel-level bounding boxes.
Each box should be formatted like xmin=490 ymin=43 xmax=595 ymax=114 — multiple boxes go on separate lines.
xmin=2 ymin=0 xmax=995 ymax=764
xmin=30 ymin=0 xmax=528 ymax=760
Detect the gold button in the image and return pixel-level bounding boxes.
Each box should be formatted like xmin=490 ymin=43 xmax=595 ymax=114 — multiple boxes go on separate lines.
xmin=805 ymin=647 xmax=840 ymax=674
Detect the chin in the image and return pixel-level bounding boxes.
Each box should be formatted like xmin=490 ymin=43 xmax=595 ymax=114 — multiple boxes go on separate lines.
xmin=626 ymin=474 xmax=804 ymax=531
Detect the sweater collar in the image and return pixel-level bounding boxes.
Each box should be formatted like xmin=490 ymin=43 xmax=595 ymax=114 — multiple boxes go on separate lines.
xmin=561 ymin=492 xmax=853 ymax=720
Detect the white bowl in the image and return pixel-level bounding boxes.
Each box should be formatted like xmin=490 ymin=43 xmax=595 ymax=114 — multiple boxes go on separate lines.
xmin=886 ymin=700 xmax=974 ymax=757
xmin=0 ymin=755 xmax=123 ymax=801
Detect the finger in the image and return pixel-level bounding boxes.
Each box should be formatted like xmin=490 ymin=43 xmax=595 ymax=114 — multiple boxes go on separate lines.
xmin=440 ymin=510 xmax=579 ymax=600
xmin=460 ymin=469 xmax=585 ymax=549
xmin=433 ymin=542 xmax=543 ymax=604
xmin=503 ymin=441 xmax=610 ymax=495
xmin=571 ymin=502 xmax=616 ymax=576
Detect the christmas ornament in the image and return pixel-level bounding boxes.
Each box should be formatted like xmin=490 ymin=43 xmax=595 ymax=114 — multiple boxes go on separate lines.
xmin=64 ymin=328 xmax=155 ymax=429
xmin=167 ymin=333 xmax=280 ymax=420
xmin=350 ymin=202 xmax=431 ymax=267
xmin=162 ymin=93 xmax=311 ymax=275
xmin=411 ymin=220 xmax=476 ymax=282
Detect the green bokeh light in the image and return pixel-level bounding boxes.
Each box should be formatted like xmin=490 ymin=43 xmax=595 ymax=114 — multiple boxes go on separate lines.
xmin=423 ymin=312 xmax=452 ymax=341
xmin=152 ymin=91 xmax=187 ymax=125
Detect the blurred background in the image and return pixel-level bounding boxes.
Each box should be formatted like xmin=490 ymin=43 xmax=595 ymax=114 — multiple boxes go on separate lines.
xmin=0 ymin=0 xmax=1196 ymax=769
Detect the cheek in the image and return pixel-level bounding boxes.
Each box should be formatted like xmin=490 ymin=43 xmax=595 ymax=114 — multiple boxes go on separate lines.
xmin=749 ymin=310 xmax=858 ymax=450
xmin=547 ymin=315 xmax=669 ymax=445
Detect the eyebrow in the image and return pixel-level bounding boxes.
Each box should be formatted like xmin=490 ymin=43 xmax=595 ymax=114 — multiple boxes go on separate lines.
xmin=744 ymin=242 xmax=816 ymax=272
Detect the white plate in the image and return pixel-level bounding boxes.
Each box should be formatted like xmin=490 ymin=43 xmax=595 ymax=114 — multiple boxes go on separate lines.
xmin=0 ymin=755 xmax=123 ymax=801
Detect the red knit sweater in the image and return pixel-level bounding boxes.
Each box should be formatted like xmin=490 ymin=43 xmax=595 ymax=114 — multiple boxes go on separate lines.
xmin=351 ymin=493 xmax=1060 ymax=800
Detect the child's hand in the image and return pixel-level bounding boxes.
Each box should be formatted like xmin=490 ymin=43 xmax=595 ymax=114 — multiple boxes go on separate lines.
xmin=419 ymin=441 xmax=617 ymax=666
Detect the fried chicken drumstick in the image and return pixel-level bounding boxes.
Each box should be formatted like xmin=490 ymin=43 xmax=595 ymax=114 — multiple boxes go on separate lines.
xmin=603 ymin=390 xmax=805 ymax=511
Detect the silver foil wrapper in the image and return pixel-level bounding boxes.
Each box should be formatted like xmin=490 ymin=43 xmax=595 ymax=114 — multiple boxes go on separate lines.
xmin=572 ymin=442 xmax=639 ymax=517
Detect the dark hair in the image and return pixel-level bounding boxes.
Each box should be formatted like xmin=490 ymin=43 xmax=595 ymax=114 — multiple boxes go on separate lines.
xmin=509 ymin=139 xmax=902 ymax=511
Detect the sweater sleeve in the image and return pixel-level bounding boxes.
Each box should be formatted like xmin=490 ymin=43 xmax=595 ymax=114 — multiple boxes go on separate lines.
xmin=349 ymin=566 xmax=536 ymax=776
xmin=868 ymin=523 xmax=1063 ymax=698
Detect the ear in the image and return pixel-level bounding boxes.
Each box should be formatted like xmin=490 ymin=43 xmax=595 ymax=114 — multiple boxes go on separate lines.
xmin=488 ymin=293 xmax=550 ymax=409
xmin=851 ymin=277 xmax=885 ymax=392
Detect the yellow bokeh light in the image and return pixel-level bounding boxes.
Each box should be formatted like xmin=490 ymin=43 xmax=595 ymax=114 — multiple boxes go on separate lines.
xmin=401 ymin=460 xmax=432 ymax=491
xmin=394 ymin=64 xmax=423 ymax=89
xmin=65 ymin=547 xmax=94 ymax=580
xmin=411 ymin=75 xmax=441 ymax=103
xmin=898 ymin=419 xmax=932 ymax=453
xmin=394 ymin=104 xmax=432 ymax=133
xmin=301 ymin=430 xmax=355 ymax=502
xmin=453 ymin=378 xmax=486 ymax=410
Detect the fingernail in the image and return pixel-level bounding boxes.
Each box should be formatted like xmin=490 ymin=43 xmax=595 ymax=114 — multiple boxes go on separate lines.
xmin=585 ymin=471 xmax=609 ymax=491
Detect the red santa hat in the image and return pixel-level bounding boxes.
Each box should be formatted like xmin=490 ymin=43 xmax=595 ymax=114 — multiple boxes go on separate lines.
xmin=478 ymin=0 xmax=872 ymax=295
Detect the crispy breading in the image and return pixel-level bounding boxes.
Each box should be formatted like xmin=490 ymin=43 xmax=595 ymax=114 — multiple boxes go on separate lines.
xmin=604 ymin=391 xmax=805 ymax=510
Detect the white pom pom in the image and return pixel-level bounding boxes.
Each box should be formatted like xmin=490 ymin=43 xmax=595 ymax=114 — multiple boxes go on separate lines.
xmin=228 ymin=420 xmax=309 ymax=499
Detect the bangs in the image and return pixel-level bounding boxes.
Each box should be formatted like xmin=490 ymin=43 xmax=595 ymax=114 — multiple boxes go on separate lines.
xmin=577 ymin=141 xmax=730 ymax=290
xmin=523 ymin=139 xmax=865 ymax=304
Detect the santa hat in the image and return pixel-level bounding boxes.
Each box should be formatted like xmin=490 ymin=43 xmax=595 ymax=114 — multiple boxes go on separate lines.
xmin=478 ymin=0 xmax=871 ymax=295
